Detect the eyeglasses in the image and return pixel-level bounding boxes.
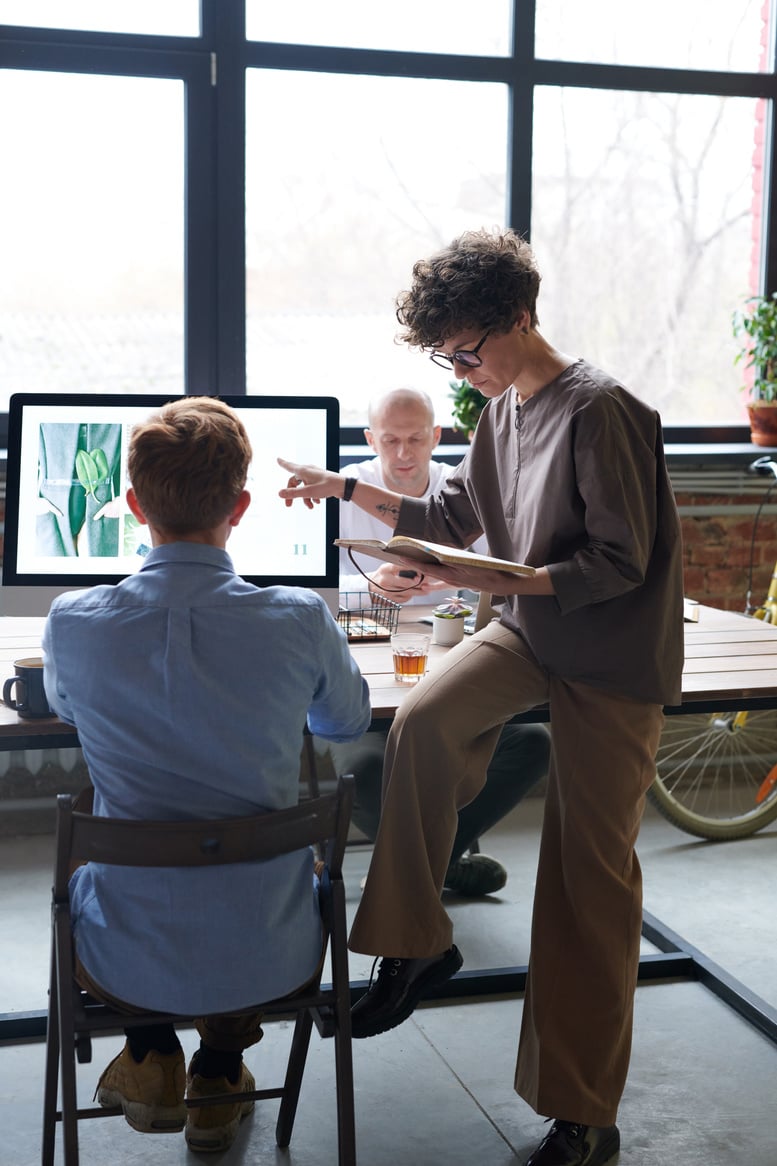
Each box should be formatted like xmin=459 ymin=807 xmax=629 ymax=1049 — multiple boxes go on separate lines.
xmin=429 ymin=330 xmax=491 ymax=370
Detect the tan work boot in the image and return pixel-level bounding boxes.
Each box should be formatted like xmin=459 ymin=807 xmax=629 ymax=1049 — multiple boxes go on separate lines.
xmin=185 ymin=1056 xmax=256 ymax=1153
xmin=95 ymin=1042 xmax=186 ymax=1133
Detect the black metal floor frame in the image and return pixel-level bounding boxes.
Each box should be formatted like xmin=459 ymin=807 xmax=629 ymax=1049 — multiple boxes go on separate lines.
xmin=3 ymin=909 xmax=777 ymax=1048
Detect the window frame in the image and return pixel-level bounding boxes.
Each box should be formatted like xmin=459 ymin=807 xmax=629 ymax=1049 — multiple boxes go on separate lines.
xmin=0 ymin=0 xmax=775 ymax=449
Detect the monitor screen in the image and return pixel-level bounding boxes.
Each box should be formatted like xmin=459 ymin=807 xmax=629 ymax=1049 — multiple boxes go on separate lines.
xmin=2 ymin=393 xmax=339 ymax=613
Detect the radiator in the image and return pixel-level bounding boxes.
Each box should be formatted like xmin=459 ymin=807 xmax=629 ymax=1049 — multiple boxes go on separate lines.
xmin=0 ymin=746 xmax=89 ymax=834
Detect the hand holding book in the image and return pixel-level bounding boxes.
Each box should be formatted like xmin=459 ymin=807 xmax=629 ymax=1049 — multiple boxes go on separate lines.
xmin=335 ymin=535 xmax=535 ymax=577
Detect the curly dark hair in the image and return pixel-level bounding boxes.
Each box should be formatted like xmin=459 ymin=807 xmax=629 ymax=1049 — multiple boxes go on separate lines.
xmin=395 ymin=228 xmax=541 ymax=350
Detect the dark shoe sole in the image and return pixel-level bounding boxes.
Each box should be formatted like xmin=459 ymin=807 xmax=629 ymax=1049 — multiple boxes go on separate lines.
xmin=351 ymin=945 xmax=463 ymax=1039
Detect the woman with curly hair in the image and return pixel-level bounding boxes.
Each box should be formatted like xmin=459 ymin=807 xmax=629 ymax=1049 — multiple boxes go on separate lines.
xmin=279 ymin=228 xmax=683 ymax=1166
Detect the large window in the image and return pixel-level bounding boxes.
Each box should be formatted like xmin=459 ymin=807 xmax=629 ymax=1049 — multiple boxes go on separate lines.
xmin=245 ymin=70 xmax=507 ymax=422
xmin=245 ymin=0 xmax=512 ymax=56
xmin=535 ymin=0 xmax=766 ymax=72
xmin=532 ymin=88 xmax=760 ymax=422
xmin=0 ymin=0 xmax=775 ymax=437
xmin=0 ymin=70 xmax=185 ymax=400
xmin=0 ymin=1 xmax=199 ymax=36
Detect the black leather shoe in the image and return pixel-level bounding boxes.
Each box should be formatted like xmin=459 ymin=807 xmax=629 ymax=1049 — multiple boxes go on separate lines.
xmin=525 ymin=1120 xmax=620 ymax=1166
xmin=351 ymin=945 xmax=463 ymax=1039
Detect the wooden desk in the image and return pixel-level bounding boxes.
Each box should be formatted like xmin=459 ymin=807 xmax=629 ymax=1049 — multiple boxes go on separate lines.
xmin=0 ymin=618 xmax=78 ymax=749
xmin=2 ymin=604 xmax=777 ymax=742
xmin=1 ymin=606 xmax=776 ymax=1047
xmin=670 ymin=602 xmax=777 ymax=711
xmin=355 ymin=602 xmax=777 ymax=720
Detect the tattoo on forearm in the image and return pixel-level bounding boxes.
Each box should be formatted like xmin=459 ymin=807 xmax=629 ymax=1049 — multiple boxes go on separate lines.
xmin=376 ymin=502 xmax=401 ymax=520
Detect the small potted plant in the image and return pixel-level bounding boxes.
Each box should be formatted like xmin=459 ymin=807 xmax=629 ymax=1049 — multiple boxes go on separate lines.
xmin=732 ymin=292 xmax=777 ymax=447
xmin=449 ymin=379 xmax=486 ymax=440
xmin=432 ymin=595 xmax=474 ymax=646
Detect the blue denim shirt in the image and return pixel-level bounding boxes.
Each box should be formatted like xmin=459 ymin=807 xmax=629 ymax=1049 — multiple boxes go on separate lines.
xmin=42 ymin=543 xmax=371 ymax=1013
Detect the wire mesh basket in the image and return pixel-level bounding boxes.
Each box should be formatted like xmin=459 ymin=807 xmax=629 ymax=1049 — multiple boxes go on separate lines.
xmin=337 ymin=592 xmax=401 ymax=641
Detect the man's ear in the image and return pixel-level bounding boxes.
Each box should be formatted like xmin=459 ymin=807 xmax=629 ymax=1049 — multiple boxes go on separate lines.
xmin=126 ymin=488 xmax=147 ymax=525
xmin=514 ymin=309 xmax=531 ymax=334
xmin=228 ymin=489 xmax=251 ymax=527
xmin=364 ymin=427 xmax=376 ymax=452
xmin=432 ymin=425 xmax=442 ymax=449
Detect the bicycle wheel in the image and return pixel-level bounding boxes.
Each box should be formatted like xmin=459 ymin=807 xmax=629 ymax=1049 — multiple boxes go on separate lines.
xmin=649 ymin=709 xmax=777 ymax=840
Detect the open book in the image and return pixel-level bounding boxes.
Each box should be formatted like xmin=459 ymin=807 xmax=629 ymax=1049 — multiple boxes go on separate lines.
xmin=335 ymin=536 xmax=535 ymax=577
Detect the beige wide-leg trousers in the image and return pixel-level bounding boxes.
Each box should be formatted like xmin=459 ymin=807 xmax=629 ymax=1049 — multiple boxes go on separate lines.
xmin=349 ymin=620 xmax=664 ymax=1126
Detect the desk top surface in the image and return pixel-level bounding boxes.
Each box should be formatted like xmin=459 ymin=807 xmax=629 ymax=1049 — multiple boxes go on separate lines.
xmin=0 ymin=603 xmax=775 ymax=738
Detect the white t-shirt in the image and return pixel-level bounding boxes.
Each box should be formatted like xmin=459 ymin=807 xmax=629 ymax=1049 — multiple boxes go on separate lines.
xmin=339 ymin=457 xmax=487 ymax=606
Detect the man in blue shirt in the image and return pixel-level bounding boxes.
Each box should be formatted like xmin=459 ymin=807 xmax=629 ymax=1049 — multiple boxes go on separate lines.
xmin=43 ymin=397 xmax=370 ymax=1153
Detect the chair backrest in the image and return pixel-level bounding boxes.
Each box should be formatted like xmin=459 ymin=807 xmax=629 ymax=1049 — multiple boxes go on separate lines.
xmin=53 ymin=775 xmax=354 ymax=903
xmin=44 ymin=773 xmax=357 ymax=1166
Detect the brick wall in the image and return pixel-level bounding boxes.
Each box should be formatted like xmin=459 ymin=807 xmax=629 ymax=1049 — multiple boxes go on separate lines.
xmin=677 ymin=494 xmax=777 ymax=613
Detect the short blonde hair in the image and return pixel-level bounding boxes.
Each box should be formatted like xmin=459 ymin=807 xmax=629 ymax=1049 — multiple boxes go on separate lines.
xmin=128 ymin=397 xmax=252 ymax=535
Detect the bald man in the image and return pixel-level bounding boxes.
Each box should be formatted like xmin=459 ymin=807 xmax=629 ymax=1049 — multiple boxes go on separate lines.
xmin=331 ymin=388 xmax=550 ymax=896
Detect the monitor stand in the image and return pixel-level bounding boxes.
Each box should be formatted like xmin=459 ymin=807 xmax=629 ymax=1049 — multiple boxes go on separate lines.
xmin=0 ymin=585 xmax=81 ymax=618
xmin=0 ymin=584 xmax=340 ymax=619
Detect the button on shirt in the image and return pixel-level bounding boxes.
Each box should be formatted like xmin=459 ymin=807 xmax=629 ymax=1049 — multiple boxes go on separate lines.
xmin=43 ymin=543 xmax=371 ymax=1014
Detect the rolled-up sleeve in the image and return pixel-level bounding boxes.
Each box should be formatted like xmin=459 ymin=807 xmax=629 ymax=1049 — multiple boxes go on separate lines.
xmin=42 ymin=609 xmax=76 ymax=726
xmin=394 ymin=480 xmax=484 ymax=550
xmin=307 ymin=603 xmax=371 ymax=742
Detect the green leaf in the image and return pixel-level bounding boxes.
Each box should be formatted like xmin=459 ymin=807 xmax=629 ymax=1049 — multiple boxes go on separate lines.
xmin=449 ymin=379 xmax=486 ymax=436
xmin=90 ymin=448 xmax=110 ymax=480
xmin=732 ymin=292 xmax=777 ymax=402
xmin=75 ymin=450 xmax=99 ymax=497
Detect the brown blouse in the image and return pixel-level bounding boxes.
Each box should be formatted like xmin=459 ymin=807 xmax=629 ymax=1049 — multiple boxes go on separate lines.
xmin=396 ymin=359 xmax=684 ymax=705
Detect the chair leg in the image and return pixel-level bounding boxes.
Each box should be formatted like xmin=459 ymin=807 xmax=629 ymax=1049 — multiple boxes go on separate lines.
xmin=329 ymin=882 xmax=356 ymax=1166
xmin=59 ymin=1024 xmax=81 ymax=1165
xmin=333 ymin=1016 xmax=356 ymax=1166
xmin=275 ymin=1009 xmax=314 ymax=1148
xmin=41 ymin=950 xmax=60 ymax=1166
xmin=53 ymin=932 xmax=81 ymax=1166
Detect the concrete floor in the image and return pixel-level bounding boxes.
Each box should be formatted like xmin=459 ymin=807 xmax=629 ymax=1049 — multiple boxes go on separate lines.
xmin=1 ymin=796 xmax=776 ymax=1166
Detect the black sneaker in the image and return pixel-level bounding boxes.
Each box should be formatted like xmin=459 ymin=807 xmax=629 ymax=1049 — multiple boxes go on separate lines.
xmin=444 ymin=853 xmax=507 ymax=896
xmin=351 ymin=945 xmax=463 ymax=1039
xmin=526 ymin=1120 xmax=620 ymax=1166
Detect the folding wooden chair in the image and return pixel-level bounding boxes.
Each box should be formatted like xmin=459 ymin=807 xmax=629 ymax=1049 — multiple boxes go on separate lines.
xmin=42 ymin=775 xmax=356 ymax=1166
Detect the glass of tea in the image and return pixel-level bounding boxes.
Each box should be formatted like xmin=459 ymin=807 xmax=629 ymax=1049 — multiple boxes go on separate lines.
xmin=390 ymin=632 xmax=430 ymax=684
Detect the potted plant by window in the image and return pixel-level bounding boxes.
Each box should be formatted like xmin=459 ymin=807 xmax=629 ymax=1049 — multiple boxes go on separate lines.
xmin=732 ymin=292 xmax=777 ymax=447
xmin=449 ymin=379 xmax=486 ymax=440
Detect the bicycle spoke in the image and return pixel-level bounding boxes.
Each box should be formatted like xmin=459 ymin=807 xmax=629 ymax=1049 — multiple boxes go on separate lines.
xmin=651 ymin=710 xmax=777 ymax=838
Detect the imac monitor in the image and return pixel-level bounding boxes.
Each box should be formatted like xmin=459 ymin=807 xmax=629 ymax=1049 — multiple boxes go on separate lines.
xmin=1 ymin=393 xmax=340 ymax=615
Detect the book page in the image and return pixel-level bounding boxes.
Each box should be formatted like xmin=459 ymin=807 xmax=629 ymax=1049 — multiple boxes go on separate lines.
xmin=335 ymin=538 xmax=535 ymax=577
xmin=391 ymin=537 xmax=534 ymax=576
